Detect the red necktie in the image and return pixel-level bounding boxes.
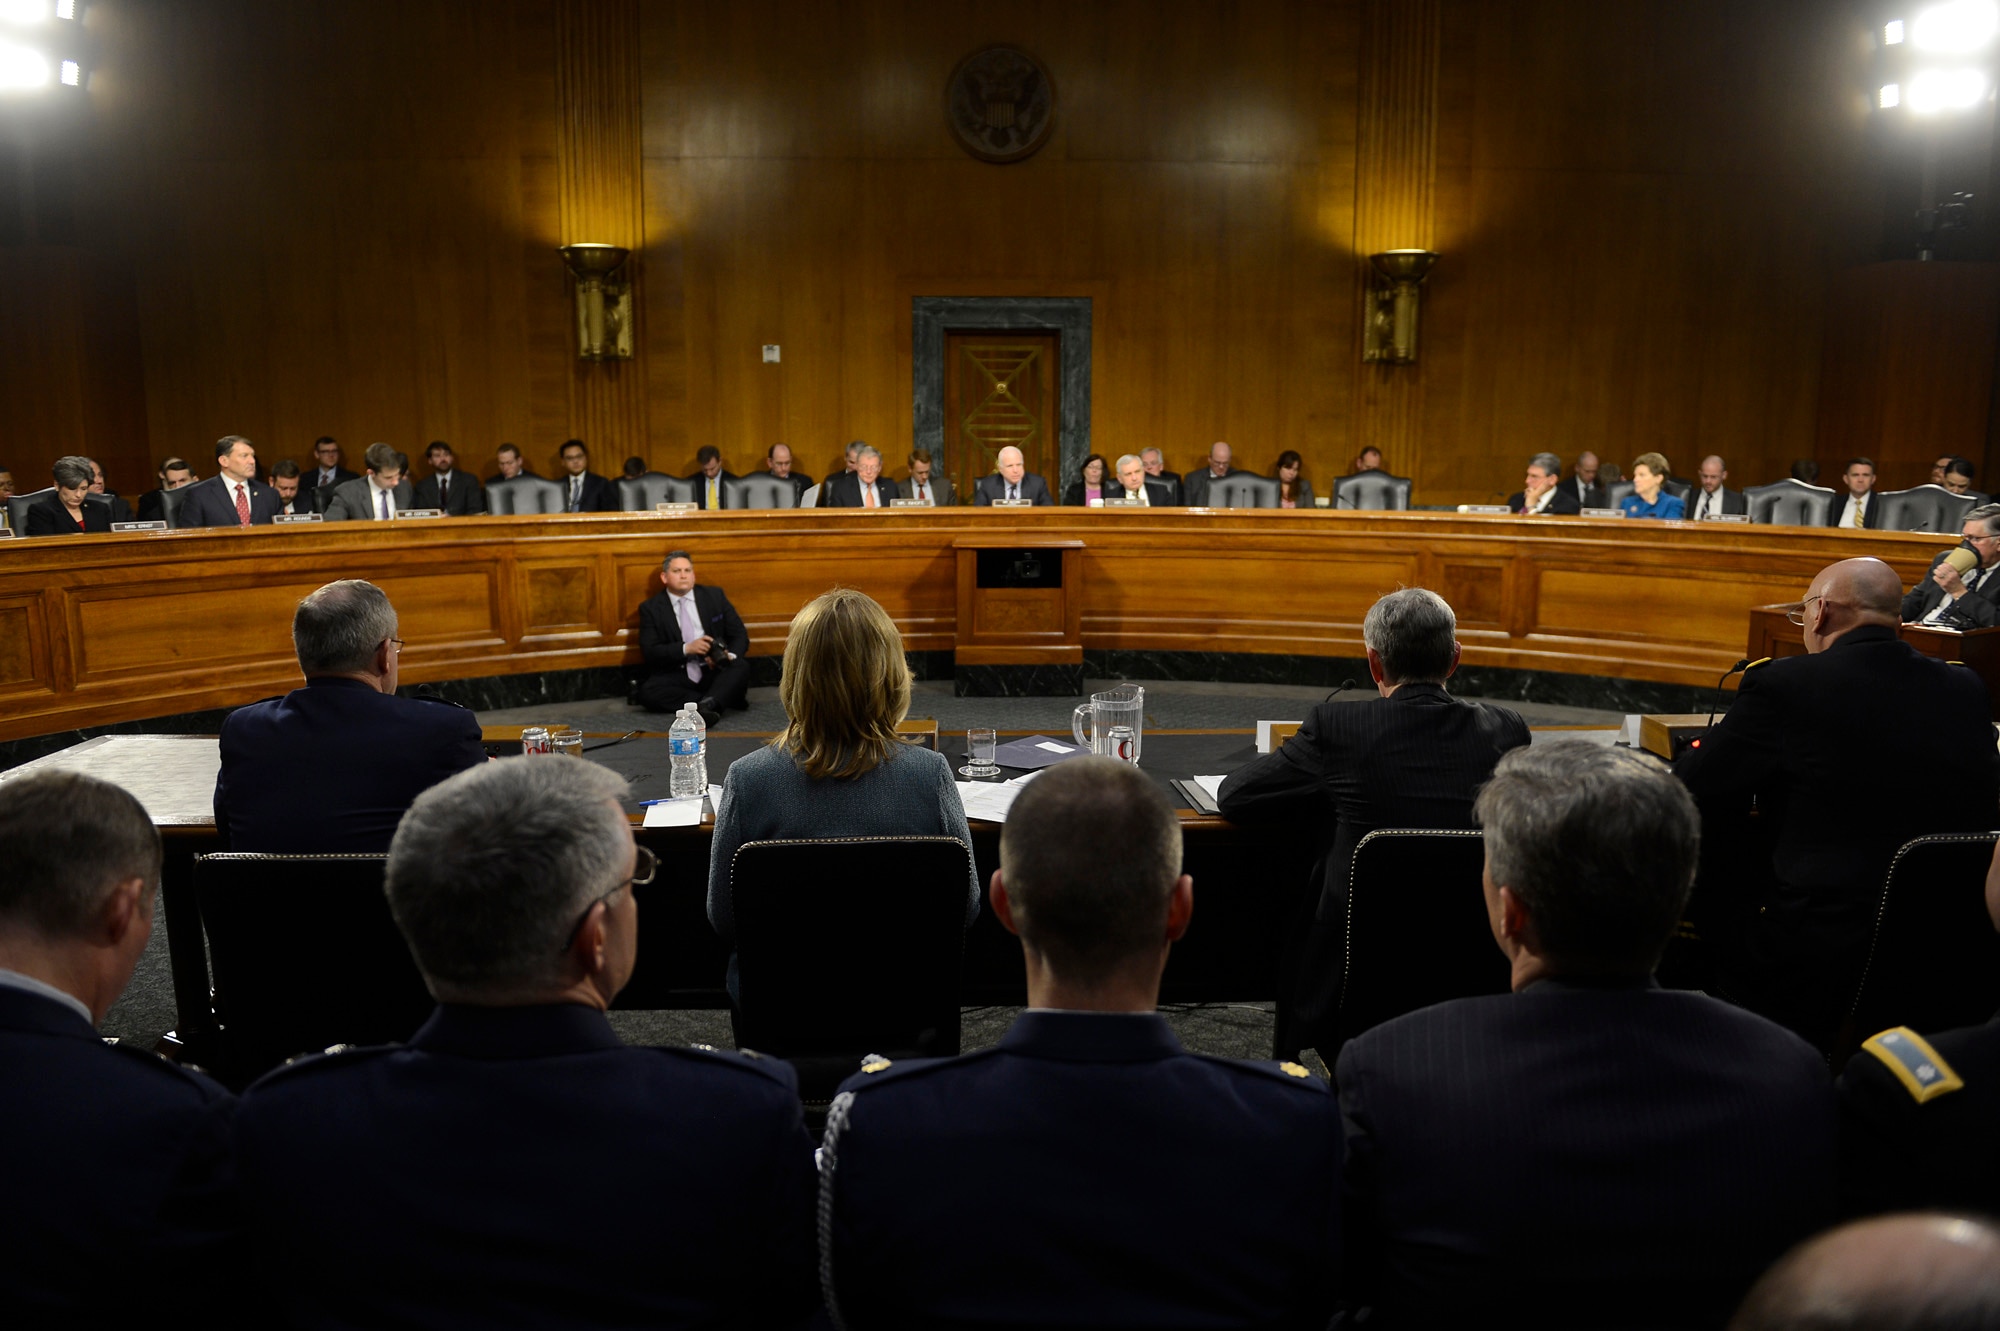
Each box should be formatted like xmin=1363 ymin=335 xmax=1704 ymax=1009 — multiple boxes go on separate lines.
xmin=234 ymin=483 xmax=251 ymax=526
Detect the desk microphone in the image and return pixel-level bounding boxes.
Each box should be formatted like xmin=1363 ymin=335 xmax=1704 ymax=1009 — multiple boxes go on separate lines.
xmin=1703 ymin=657 xmax=1769 ymax=733
xmin=1324 ymin=677 xmax=1360 ymax=704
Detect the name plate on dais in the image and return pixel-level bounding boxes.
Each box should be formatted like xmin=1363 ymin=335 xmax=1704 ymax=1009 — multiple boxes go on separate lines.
xmin=1457 ymin=504 xmax=1512 ymax=515
xmin=1580 ymin=507 xmax=1627 ymax=519
xmin=1099 ymin=497 xmax=1143 ymax=507
xmin=111 ymin=520 xmax=169 ymax=532
xmin=392 ymin=509 xmax=443 ymax=520
xmin=274 ymin=512 xmax=325 ymax=524
xmin=990 ymin=498 xmax=1034 ymax=508
xmin=1705 ymin=512 xmax=1752 ymax=524
xmin=891 ymin=497 xmax=933 ymax=508
xmin=654 ymin=502 xmax=697 ymax=515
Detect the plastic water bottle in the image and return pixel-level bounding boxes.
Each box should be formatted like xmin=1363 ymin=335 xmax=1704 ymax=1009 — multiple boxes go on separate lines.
xmin=669 ymin=702 xmax=706 ymax=799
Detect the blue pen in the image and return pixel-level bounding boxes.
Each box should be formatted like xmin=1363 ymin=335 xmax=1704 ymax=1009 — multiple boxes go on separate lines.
xmin=638 ymin=797 xmax=703 ymax=805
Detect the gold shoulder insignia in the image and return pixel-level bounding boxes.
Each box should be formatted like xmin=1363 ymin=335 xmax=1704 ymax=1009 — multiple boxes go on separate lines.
xmin=1862 ymin=1027 xmax=1964 ymax=1104
xmin=859 ymin=1056 xmax=893 ymax=1074
xmin=1278 ymin=1061 xmax=1312 ymax=1078
xmin=1742 ymin=656 xmax=1772 ymax=672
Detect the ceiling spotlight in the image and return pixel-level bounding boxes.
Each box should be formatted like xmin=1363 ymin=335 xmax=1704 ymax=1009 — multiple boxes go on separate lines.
xmin=1882 ymin=83 xmax=1904 ymax=107
xmin=0 ymin=37 xmax=48 ymax=87
xmin=1912 ymin=0 xmax=2000 ymax=52
xmin=0 ymin=0 xmax=47 ymax=24
xmin=55 ymin=0 xmax=73 ymax=17
xmin=1908 ymin=66 xmax=1990 ymax=111
xmin=1887 ymin=19 xmax=1907 ymax=44
xmin=58 ymin=57 xmax=77 ymax=85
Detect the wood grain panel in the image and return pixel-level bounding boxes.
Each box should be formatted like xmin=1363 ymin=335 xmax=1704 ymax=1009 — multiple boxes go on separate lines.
xmin=0 ymin=597 xmax=49 ymax=692
xmin=72 ymin=584 xmax=301 ymax=680
xmin=520 ymin=563 xmax=599 ymax=638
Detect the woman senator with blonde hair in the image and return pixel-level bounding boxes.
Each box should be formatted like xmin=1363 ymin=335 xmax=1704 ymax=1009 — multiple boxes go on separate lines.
xmin=706 ymin=587 xmax=979 ymax=958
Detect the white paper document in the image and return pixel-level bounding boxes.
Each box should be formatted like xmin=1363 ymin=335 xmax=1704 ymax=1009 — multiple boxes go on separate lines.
xmin=642 ymin=799 xmax=704 ymax=827
xmin=1034 ymin=740 xmax=1076 ymax=754
xmin=1192 ymin=775 xmax=1227 ymax=803
xmin=955 ymin=773 xmax=1041 ymax=823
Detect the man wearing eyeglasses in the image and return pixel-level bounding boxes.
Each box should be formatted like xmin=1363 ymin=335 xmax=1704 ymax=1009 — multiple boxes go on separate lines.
xmin=233 ymin=758 xmax=820 ymax=1328
xmin=1901 ymin=505 xmax=2000 ymax=629
xmin=213 ymin=579 xmax=485 ymax=854
xmin=1676 ymin=557 xmax=2000 ymax=1050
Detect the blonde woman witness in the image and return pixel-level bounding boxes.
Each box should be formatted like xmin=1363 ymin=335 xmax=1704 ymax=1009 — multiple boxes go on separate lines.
xmin=706 ymin=589 xmax=979 ymax=969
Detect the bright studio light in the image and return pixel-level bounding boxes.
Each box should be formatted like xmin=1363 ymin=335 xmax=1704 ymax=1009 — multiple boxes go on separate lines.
xmin=0 ymin=37 xmax=49 ymax=87
xmin=0 ymin=0 xmax=48 ymax=25
xmin=1882 ymin=82 xmax=1904 ymax=106
xmin=1887 ymin=19 xmax=1907 ymax=44
xmin=1908 ymin=66 xmax=1990 ymax=111
xmin=55 ymin=0 xmax=74 ymax=17
xmin=58 ymin=57 xmax=77 ymax=85
xmin=1912 ymin=1 xmax=2000 ymax=52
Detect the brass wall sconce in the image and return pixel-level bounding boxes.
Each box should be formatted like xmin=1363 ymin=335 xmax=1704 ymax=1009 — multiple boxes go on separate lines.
xmin=558 ymin=243 xmax=634 ymax=361
xmin=1362 ymin=249 xmax=1439 ymax=365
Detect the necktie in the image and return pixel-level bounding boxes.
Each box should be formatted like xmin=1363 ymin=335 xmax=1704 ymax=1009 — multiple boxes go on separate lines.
xmin=437 ymin=474 xmax=448 ymax=509
xmin=233 ymin=483 xmax=250 ymax=526
xmin=916 ymin=482 xmax=927 ymax=501
xmin=377 ymin=488 xmax=389 ymax=521
xmin=1008 ymin=484 xmax=1018 ymax=500
xmin=864 ymin=483 xmax=877 ymax=508
xmin=676 ymin=595 xmax=703 ymax=683
xmin=570 ymin=477 xmax=582 ymax=512
xmin=707 ymin=478 xmax=718 ymax=508
xmin=1849 ymin=496 xmax=1864 ymax=528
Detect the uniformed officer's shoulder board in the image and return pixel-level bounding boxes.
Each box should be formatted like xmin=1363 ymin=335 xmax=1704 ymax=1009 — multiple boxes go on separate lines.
xmin=1192 ymin=1053 xmax=1331 ymax=1092
xmin=250 ymin=1039 xmax=401 ymax=1088
xmin=103 ymin=1039 xmax=236 ymax=1097
xmin=1860 ymin=1026 xmax=1964 ymax=1104
xmin=407 ymin=691 xmax=470 ymax=709
xmin=658 ymin=1041 xmax=804 ymax=1087
xmin=835 ymin=1046 xmax=1001 ymax=1092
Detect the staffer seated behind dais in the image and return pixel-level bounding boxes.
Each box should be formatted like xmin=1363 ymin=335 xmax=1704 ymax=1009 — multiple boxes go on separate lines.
xmin=707 ymin=588 xmax=978 ymax=952
xmin=321 ymin=443 xmax=414 ymax=521
xmin=1902 ymin=503 xmax=2000 ymax=628
xmin=1620 ymin=451 xmax=1685 ymax=519
xmin=820 ymin=756 xmax=1343 ymax=1329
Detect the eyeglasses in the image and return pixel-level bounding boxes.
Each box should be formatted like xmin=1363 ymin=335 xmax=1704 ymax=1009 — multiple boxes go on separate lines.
xmin=1783 ymin=595 xmax=1825 ymax=627
xmin=557 ymin=845 xmax=656 ymax=954
xmin=384 ymin=638 xmax=404 ymax=654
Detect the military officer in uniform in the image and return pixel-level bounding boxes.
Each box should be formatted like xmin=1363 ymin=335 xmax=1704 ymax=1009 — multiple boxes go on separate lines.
xmin=819 ymin=756 xmax=1342 ymax=1329
xmin=214 ymin=579 xmax=487 ymax=853
xmin=233 ymin=757 xmax=820 ymax=1328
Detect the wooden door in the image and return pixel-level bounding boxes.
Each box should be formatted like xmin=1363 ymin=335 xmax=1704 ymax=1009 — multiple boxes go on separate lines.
xmin=943 ymin=332 xmax=1059 ymax=497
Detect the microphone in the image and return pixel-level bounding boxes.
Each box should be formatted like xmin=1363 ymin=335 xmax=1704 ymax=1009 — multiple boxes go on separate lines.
xmin=1704 ymin=657 xmax=1769 ymax=732
xmin=1324 ymin=677 xmax=1360 ymax=704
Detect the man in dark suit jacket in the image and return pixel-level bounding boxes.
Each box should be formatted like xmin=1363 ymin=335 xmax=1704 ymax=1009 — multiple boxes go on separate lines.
xmin=485 ymin=442 xmax=535 ymax=487
xmin=822 ymin=439 xmax=863 ymax=490
xmin=686 ymin=444 xmax=738 ymax=511
xmin=556 ymin=439 xmax=620 ymax=512
xmin=267 ymin=460 xmax=313 ymax=517
xmin=1677 ymin=557 xmax=2000 ymax=1046
xmin=1828 ymin=457 xmax=1884 ymax=529
xmin=1685 ymin=454 xmax=1748 ymax=520
xmin=636 ymin=550 xmax=751 ymax=719
xmin=903 ymin=447 xmax=953 ymax=506
xmin=1106 ymin=453 xmax=1174 ymax=506
xmin=1140 ymin=448 xmax=1184 ymax=504
xmin=1507 ymin=451 xmax=1583 ymax=515
xmin=177 ymin=435 xmax=283 ymax=528
xmin=1900 ymin=503 xmax=2000 ymax=628
xmin=761 ymin=442 xmax=813 ymax=505
xmin=1565 ymin=450 xmax=1603 ymax=508
xmin=233 ymin=758 xmax=819 ymax=1329
xmin=823 ymin=444 xmax=902 ymax=508
xmin=971 ymin=445 xmax=1054 ymax=506
xmin=1338 ymin=739 xmax=1836 ymax=1329
xmin=822 ymin=758 xmax=1342 ymax=1329
xmin=297 ymin=437 xmax=358 ymax=514
xmin=214 ymin=579 xmax=486 ymax=853
xmin=1219 ymin=588 xmax=1530 ymax=1059
xmin=83 ymin=458 xmax=132 ymax=523
xmin=136 ymin=457 xmax=196 ymax=523
xmin=408 ymin=440 xmax=485 ymax=515
xmin=322 ymin=443 xmax=416 ymax=521
xmin=1181 ymin=441 xmax=1235 ymax=507
xmin=0 ymin=771 xmax=242 ymax=1321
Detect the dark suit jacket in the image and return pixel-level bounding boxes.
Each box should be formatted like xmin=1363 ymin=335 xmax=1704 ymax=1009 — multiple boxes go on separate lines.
xmin=556 ymin=470 xmax=620 ymax=513
xmin=1838 ymin=1014 xmax=2000 ymax=1217
xmin=1060 ymin=479 xmax=1122 ymax=506
xmin=971 ymin=472 xmax=1054 ymax=506
xmin=762 ymin=471 xmax=813 ymax=505
xmin=214 ymin=676 xmax=486 ymax=853
xmin=1505 ymin=488 xmax=1583 ymax=516
xmin=234 ymin=1004 xmax=819 ymax=1329
xmin=1150 ymin=469 xmax=1185 ymax=504
xmin=1183 ymin=468 xmax=1235 ymax=507
xmin=408 ymin=469 xmax=485 ymax=515
xmin=95 ymin=490 xmax=132 ymax=523
xmin=1100 ymin=478 xmax=1176 ymax=507
xmin=824 ymin=1011 xmax=1342 ymax=1330
xmin=1337 ymin=979 xmax=1835 ymax=1328
xmin=322 ymin=476 xmax=416 ymax=521
xmin=136 ymin=486 xmax=179 ymax=522
xmin=900 ymin=473 xmax=952 ymax=506
xmin=1827 ymin=490 xmax=1884 ymax=528
xmin=298 ymin=466 xmax=358 ymax=513
xmin=1900 ymin=550 xmax=2000 ymax=627
xmin=1217 ymin=683 xmax=1530 ymax=1057
xmin=1685 ymin=485 xmax=1748 ymax=519
xmin=175 ymin=474 xmax=283 ymax=527
xmin=688 ymin=469 xmax=739 ymax=511
xmin=24 ymin=493 xmax=113 ymax=536
xmin=1565 ymin=474 xmax=1602 ymax=508
xmin=823 ymin=473 xmax=902 ymax=508
xmin=639 ymin=583 xmax=750 ymax=674
xmin=0 ymin=986 xmax=241 ymax=1320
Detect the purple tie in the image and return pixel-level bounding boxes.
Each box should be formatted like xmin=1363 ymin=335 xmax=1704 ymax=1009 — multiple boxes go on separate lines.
xmin=676 ymin=595 xmax=702 ymax=683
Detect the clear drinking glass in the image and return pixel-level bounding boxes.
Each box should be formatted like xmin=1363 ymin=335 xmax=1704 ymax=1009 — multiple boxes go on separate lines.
xmin=550 ymin=726 xmax=583 ymax=758
xmin=961 ymin=727 xmax=1000 ymax=779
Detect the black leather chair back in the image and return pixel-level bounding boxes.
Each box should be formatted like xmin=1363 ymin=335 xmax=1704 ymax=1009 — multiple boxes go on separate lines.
xmin=486 ymin=475 xmax=569 ymax=515
xmin=195 ymin=853 xmax=433 ymax=1086
xmin=1744 ymin=479 xmax=1835 ymax=526
xmin=618 ymin=473 xmax=695 ymax=510
xmin=1335 ymin=829 xmax=1507 ymax=1056
xmin=1663 ymin=478 xmax=1692 ymax=501
xmin=1874 ymin=483 xmax=1979 ymax=535
xmin=158 ymin=485 xmax=189 ymax=528
xmin=1841 ymin=833 xmax=2000 ymax=1065
xmin=1333 ymin=471 xmax=1413 ymax=511
xmin=5 ymin=487 xmax=111 ymax=532
xmin=728 ymin=836 xmax=971 ymax=1100
xmin=1600 ymin=480 xmax=1637 ymax=510
xmin=725 ymin=474 xmax=798 ymax=509
xmin=1206 ymin=473 xmax=1280 ymax=508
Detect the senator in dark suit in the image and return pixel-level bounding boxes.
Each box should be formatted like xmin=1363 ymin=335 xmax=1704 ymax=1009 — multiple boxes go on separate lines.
xmin=636 ymin=550 xmax=752 ymax=716
xmin=322 ymin=458 xmax=416 ymax=521
xmin=408 ymin=441 xmax=485 ymax=514
xmin=823 ymin=445 xmax=901 ymax=508
xmin=1507 ymin=452 xmax=1582 ymax=516
xmin=0 ymin=771 xmax=242 ymax=1322
xmin=1677 ymin=557 xmax=2000 ymax=1046
xmin=1337 ymin=740 xmax=1836 ymax=1329
xmin=1105 ymin=454 xmax=1175 ymax=506
xmin=23 ymin=459 xmax=114 ymax=535
xmin=214 ymin=580 xmax=486 ymax=854
xmin=971 ymin=446 xmax=1054 ymax=505
xmin=1900 ymin=504 xmax=2000 ymax=627
xmin=1219 ymin=588 xmax=1529 ymax=1059
xmin=556 ymin=438 xmax=621 ymax=512
xmin=822 ymin=758 xmax=1342 ymax=1330
xmin=1827 ymin=459 xmax=1884 ymax=528
xmin=176 ymin=435 xmax=282 ymax=527
xmin=233 ymin=758 xmax=819 ymax=1330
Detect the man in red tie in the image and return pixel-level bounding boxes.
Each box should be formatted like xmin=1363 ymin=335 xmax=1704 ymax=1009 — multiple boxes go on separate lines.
xmin=902 ymin=448 xmax=954 ymax=506
xmin=174 ymin=435 xmax=280 ymax=528
xmin=634 ymin=551 xmax=751 ymax=721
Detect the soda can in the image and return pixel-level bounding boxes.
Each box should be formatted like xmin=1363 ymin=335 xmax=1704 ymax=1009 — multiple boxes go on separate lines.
xmin=520 ymin=726 xmax=551 ymax=756
xmin=1107 ymin=724 xmax=1138 ymax=764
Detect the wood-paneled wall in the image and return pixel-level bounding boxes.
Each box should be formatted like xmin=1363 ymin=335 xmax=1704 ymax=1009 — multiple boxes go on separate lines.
xmin=0 ymin=2 xmax=1922 ymax=508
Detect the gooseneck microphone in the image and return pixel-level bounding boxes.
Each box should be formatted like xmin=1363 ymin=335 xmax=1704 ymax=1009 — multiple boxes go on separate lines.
xmin=1324 ymin=677 xmax=1360 ymax=704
